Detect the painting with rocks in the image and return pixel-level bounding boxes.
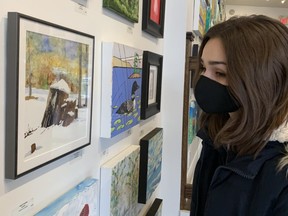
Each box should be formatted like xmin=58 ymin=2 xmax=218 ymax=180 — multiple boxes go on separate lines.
xmin=5 ymin=12 xmax=95 ymax=178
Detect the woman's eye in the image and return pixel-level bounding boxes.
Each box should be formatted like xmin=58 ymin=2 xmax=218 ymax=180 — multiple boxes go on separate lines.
xmin=216 ymin=72 xmax=226 ymax=77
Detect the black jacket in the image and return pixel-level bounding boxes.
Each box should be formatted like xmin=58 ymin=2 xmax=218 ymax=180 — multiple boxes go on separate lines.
xmin=190 ymin=128 xmax=288 ymax=216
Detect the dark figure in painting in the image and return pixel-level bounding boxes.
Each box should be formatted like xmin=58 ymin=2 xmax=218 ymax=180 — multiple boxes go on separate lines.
xmin=116 ymin=81 xmax=139 ymax=114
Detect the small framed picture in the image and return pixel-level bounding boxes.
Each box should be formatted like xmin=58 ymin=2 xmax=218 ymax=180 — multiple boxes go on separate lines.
xmin=141 ymin=51 xmax=163 ymax=120
xmin=5 ymin=12 xmax=95 ymax=179
xmin=142 ymin=0 xmax=166 ymax=38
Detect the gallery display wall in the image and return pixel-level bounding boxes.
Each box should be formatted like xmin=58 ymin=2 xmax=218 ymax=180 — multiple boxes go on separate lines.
xmin=0 ymin=0 xmax=188 ymax=215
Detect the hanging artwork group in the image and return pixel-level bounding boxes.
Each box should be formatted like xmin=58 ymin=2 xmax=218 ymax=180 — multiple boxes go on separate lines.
xmin=4 ymin=6 xmax=165 ymax=214
xmin=99 ymin=128 xmax=163 ymax=215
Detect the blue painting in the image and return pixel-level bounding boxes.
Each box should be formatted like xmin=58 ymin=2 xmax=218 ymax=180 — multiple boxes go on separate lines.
xmin=139 ymin=128 xmax=163 ymax=203
xmin=188 ymin=99 xmax=197 ymax=144
xmin=101 ymin=42 xmax=142 ymax=138
xmin=35 ymin=178 xmax=97 ymax=216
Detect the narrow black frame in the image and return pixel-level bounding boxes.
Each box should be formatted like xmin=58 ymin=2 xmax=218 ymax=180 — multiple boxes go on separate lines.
xmin=142 ymin=0 xmax=166 ymax=38
xmin=140 ymin=51 xmax=163 ymax=120
xmin=138 ymin=127 xmax=163 ymax=203
xmin=6 ymin=12 xmax=95 ymax=179
xmin=145 ymin=198 xmax=163 ymax=216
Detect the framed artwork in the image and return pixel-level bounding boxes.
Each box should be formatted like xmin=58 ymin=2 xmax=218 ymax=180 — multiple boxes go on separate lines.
xmin=145 ymin=198 xmax=163 ymax=216
xmin=138 ymin=128 xmax=163 ymax=203
xmin=35 ymin=178 xmax=97 ymax=216
xmin=101 ymin=42 xmax=142 ymax=138
xmin=100 ymin=145 xmax=140 ymax=215
xmin=5 ymin=12 xmax=95 ymax=179
xmin=103 ymin=0 xmax=139 ymax=23
xmin=141 ymin=51 xmax=162 ymax=120
xmin=188 ymin=98 xmax=200 ymax=145
xmin=142 ymin=0 xmax=166 ymax=38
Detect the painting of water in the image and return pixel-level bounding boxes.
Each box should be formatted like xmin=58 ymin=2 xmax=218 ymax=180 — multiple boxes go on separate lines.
xmin=101 ymin=42 xmax=142 ymax=138
xmin=138 ymin=128 xmax=163 ymax=203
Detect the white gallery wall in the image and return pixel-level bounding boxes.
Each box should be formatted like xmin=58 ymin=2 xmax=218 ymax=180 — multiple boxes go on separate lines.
xmin=226 ymin=5 xmax=288 ymax=19
xmin=0 ymin=0 xmax=187 ymax=215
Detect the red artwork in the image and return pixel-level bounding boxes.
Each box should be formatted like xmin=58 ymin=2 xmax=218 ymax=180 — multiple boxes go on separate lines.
xmin=80 ymin=204 xmax=90 ymax=216
xmin=150 ymin=0 xmax=161 ymax=24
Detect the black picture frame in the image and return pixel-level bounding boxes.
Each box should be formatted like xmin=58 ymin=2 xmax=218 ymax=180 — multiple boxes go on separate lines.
xmin=140 ymin=51 xmax=163 ymax=120
xmin=142 ymin=0 xmax=166 ymax=38
xmin=145 ymin=198 xmax=163 ymax=216
xmin=6 ymin=12 xmax=95 ymax=179
xmin=138 ymin=127 xmax=163 ymax=204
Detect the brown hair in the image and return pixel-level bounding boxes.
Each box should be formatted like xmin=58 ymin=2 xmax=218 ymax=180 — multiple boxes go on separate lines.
xmin=193 ymin=15 xmax=288 ymax=156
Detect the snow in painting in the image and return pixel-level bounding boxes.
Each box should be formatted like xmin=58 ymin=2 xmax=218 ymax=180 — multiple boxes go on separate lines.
xmin=18 ymin=30 xmax=93 ymax=174
xmin=35 ymin=178 xmax=97 ymax=216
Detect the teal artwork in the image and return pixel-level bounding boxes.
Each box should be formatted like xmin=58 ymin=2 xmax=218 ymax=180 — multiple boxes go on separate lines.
xmin=188 ymin=100 xmax=198 ymax=144
xmin=139 ymin=128 xmax=163 ymax=203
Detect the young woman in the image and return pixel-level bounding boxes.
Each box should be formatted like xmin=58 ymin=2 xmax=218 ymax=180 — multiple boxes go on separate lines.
xmin=190 ymin=15 xmax=288 ymax=216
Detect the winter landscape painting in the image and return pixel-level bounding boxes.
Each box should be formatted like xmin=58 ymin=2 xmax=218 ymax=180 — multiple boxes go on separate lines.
xmin=101 ymin=42 xmax=142 ymax=138
xmin=35 ymin=178 xmax=97 ymax=216
xmin=6 ymin=13 xmax=94 ymax=179
xmin=138 ymin=128 xmax=163 ymax=203
xmin=100 ymin=145 xmax=140 ymax=216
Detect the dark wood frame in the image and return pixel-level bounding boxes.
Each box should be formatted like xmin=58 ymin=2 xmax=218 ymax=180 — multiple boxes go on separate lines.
xmin=6 ymin=12 xmax=94 ymax=179
xmin=145 ymin=198 xmax=163 ymax=216
xmin=142 ymin=0 xmax=166 ymax=38
xmin=180 ymin=32 xmax=197 ymax=210
xmin=141 ymin=51 xmax=163 ymax=120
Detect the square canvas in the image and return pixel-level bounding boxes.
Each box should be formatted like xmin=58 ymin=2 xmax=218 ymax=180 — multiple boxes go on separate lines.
xmin=101 ymin=42 xmax=142 ymax=138
xmin=100 ymin=145 xmax=140 ymax=215
xmin=138 ymin=128 xmax=163 ymax=203
xmin=35 ymin=178 xmax=97 ymax=216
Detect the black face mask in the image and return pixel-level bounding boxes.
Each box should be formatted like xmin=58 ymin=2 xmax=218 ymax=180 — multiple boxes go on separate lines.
xmin=194 ymin=76 xmax=240 ymax=114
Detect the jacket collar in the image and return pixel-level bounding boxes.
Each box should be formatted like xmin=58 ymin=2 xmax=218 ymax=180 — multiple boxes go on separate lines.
xmin=197 ymin=125 xmax=287 ymax=179
xmin=226 ymin=141 xmax=284 ymax=179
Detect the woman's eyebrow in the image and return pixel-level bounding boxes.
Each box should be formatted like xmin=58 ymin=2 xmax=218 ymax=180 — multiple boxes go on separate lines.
xmin=208 ymin=60 xmax=227 ymax=65
xmin=201 ymin=59 xmax=227 ymax=65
